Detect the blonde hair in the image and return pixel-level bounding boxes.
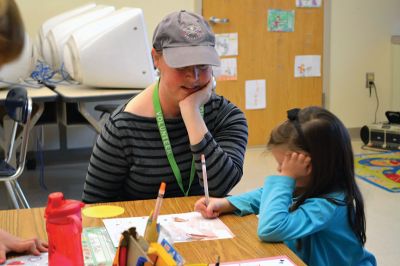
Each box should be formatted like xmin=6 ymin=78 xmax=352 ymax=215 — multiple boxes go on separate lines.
xmin=0 ymin=0 xmax=25 ymax=66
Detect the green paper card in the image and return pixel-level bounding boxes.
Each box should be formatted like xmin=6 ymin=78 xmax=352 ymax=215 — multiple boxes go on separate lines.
xmin=267 ymin=9 xmax=295 ymax=32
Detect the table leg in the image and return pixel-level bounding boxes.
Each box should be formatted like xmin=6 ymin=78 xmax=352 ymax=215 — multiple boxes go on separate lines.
xmin=77 ymin=102 xmax=102 ymax=134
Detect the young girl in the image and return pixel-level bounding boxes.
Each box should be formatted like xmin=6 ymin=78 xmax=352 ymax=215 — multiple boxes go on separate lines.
xmin=195 ymin=106 xmax=376 ymax=266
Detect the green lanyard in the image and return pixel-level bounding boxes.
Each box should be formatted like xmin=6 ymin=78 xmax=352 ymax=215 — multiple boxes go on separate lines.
xmin=152 ymin=80 xmax=204 ymax=196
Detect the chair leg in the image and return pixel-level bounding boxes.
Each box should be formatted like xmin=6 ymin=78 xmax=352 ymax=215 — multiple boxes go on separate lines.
xmin=12 ymin=180 xmax=30 ymax=209
xmin=4 ymin=181 xmax=20 ymax=209
xmin=4 ymin=180 xmax=30 ymax=209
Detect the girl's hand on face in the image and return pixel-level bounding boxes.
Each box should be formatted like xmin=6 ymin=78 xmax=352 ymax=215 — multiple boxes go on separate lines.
xmin=280 ymin=152 xmax=312 ymax=180
xmin=194 ymin=197 xmax=234 ymax=219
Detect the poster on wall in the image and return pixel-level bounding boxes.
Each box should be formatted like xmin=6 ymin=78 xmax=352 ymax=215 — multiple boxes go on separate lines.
xmin=245 ymin=79 xmax=266 ymax=110
xmin=213 ymin=58 xmax=237 ymax=81
xmin=296 ymin=0 xmax=322 ymax=8
xmin=267 ymin=9 xmax=295 ymax=32
xmin=294 ymin=55 xmax=321 ymax=77
xmin=215 ymin=33 xmax=238 ymax=57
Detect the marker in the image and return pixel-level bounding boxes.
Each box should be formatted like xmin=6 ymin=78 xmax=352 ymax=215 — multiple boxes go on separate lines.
xmin=201 ymin=154 xmax=210 ymax=206
xmin=152 ymin=182 xmax=166 ymax=221
xmin=136 ymin=256 xmax=147 ymax=266
xmin=118 ymin=231 xmax=129 ymax=266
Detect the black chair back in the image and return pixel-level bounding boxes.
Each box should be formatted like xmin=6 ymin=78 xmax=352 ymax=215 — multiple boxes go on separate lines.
xmin=5 ymin=87 xmax=29 ymax=123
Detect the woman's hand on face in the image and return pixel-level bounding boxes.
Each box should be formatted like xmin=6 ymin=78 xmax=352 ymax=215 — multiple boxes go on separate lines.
xmin=179 ymin=76 xmax=213 ymax=112
xmin=280 ymin=152 xmax=311 ymax=180
xmin=194 ymin=197 xmax=233 ymax=219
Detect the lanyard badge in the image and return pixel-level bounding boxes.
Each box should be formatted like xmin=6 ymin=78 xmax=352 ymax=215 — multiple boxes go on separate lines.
xmin=152 ymin=80 xmax=204 ymax=196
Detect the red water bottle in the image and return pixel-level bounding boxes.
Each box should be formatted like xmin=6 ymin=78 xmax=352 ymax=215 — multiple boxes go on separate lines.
xmin=45 ymin=192 xmax=85 ymax=266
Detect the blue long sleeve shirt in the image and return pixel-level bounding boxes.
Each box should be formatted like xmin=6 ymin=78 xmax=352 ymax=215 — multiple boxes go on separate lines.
xmin=227 ymin=175 xmax=376 ymax=266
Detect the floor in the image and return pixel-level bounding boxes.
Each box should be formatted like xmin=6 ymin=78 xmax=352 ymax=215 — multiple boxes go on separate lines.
xmin=0 ymin=140 xmax=399 ymax=265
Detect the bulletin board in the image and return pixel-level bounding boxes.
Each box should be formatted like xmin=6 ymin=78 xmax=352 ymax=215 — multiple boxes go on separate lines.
xmin=203 ymin=0 xmax=324 ymax=146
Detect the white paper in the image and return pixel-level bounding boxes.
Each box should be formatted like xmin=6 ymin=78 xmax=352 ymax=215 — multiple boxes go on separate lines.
xmin=103 ymin=212 xmax=234 ymax=247
xmin=4 ymin=253 xmax=48 ymax=265
xmin=294 ymin=55 xmax=321 ymax=77
xmin=296 ymin=0 xmax=322 ymax=8
xmin=215 ymin=33 xmax=238 ymax=56
xmin=213 ymin=58 xmax=237 ymax=81
xmin=217 ymin=256 xmax=296 ymax=266
xmin=245 ymin=80 xmax=266 ymax=110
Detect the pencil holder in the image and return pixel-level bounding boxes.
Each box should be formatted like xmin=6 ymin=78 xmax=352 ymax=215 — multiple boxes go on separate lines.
xmin=144 ymin=219 xmax=159 ymax=243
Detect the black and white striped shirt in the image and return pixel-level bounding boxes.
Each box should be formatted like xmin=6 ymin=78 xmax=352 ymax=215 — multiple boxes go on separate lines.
xmin=82 ymin=94 xmax=248 ymax=203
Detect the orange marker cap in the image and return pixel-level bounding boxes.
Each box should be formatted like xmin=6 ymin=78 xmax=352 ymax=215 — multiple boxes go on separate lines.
xmin=159 ymin=182 xmax=166 ymax=194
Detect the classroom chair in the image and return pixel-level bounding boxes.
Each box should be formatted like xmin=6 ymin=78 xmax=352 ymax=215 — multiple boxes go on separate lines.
xmin=94 ymin=103 xmax=118 ymax=126
xmin=0 ymin=87 xmax=33 ymax=209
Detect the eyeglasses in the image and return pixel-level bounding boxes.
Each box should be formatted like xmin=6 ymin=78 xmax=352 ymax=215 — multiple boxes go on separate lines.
xmin=176 ymin=65 xmax=210 ymax=72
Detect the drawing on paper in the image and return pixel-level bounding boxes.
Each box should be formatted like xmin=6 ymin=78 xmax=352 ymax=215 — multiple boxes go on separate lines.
xmin=267 ymin=9 xmax=295 ymax=32
xmin=296 ymin=0 xmax=322 ymax=8
xmin=294 ymin=55 xmax=321 ymax=77
xmin=215 ymin=33 xmax=238 ymax=57
xmin=103 ymin=212 xmax=234 ymax=247
xmin=213 ymin=58 xmax=237 ymax=81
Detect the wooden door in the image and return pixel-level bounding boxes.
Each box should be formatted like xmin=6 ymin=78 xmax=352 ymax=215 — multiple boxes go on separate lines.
xmin=202 ymin=0 xmax=324 ymax=146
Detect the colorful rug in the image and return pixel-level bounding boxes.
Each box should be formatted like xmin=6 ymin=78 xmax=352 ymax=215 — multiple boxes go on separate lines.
xmin=355 ymin=151 xmax=400 ymax=192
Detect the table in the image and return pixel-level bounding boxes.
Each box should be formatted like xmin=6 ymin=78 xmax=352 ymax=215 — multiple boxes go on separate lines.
xmin=0 ymin=196 xmax=305 ymax=265
xmin=0 ymin=87 xmax=58 ymax=105
xmin=55 ymin=85 xmax=142 ymax=133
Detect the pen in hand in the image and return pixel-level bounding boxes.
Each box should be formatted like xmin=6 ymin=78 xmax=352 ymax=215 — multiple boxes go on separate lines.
xmin=201 ymin=154 xmax=210 ymax=206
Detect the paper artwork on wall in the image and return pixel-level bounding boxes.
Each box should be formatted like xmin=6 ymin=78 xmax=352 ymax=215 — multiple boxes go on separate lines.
xmin=245 ymin=79 xmax=266 ymax=110
xmin=296 ymin=0 xmax=322 ymax=8
xmin=294 ymin=55 xmax=321 ymax=77
xmin=267 ymin=9 xmax=295 ymax=32
xmin=213 ymin=58 xmax=237 ymax=81
xmin=215 ymin=33 xmax=238 ymax=57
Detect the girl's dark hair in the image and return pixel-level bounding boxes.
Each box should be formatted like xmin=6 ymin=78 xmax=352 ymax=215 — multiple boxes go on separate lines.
xmin=0 ymin=0 xmax=25 ymax=66
xmin=267 ymin=106 xmax=366 ymax=245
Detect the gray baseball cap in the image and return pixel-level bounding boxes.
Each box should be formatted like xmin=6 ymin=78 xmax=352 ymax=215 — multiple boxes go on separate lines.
xmin=152 ymin=10 xmax=220 ymax=68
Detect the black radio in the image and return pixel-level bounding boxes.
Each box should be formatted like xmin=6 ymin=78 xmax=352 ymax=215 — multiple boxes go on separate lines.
xmin=360 ymin=112 xmax=400 ymax=150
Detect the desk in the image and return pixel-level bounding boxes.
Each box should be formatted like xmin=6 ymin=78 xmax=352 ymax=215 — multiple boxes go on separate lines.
xmin=55 ymin=85 xmax=142 ymax=133
xmin=0 ymin=196 xmax=305 ymax=265
xmin=0 ymin=87 xmax=57 ymax=104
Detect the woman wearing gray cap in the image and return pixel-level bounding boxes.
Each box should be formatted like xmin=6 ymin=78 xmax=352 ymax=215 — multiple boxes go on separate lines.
xmin=82 ymin=10 xmax=248 ymax=203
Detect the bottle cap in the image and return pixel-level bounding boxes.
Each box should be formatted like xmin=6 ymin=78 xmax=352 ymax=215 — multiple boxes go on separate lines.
xmin=45 ymin=192 xmax=85 ymax=219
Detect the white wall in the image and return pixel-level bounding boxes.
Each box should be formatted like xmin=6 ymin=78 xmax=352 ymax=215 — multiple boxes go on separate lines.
xmin=325 ymin=0 xmax=400 ymax=127
xmin=16 ymin=0 xmax=200 ymax=43
xmin=392 ymin=36 xmax=400 ymax=110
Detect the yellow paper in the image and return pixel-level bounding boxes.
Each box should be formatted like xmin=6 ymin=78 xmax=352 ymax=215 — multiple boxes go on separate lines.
xmin=82 ymin=205 xmax=124 ymax=218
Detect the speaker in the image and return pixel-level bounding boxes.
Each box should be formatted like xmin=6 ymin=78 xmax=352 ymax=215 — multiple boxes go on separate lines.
xmin=360 ymin=124 xmax=400 ymax=150
xmin=360 ymin=125 xmax=369 ymax=145
xmin=386 ymin=111 xmax=400 ymax=124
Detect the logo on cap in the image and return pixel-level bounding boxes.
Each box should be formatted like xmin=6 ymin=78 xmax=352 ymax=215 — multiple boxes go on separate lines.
xmin=181 ymin=24 xmax=203 ymax=41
